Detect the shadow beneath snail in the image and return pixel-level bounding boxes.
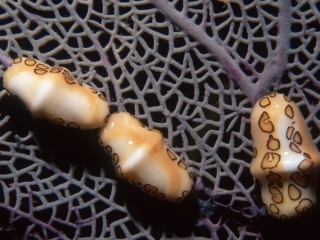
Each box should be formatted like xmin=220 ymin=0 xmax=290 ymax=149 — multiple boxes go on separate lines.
xmin=256 ymin=203 xmax=320 ymax=240
xmin=0 ymin=93 xmax=115 ymax=178
xmin=0 ymin=92 xmax=35 ymax=139
xmin=125 ymin=182 xmax=199 ymax=238
xmin=33 ymin=121 xmax=113 ymax=174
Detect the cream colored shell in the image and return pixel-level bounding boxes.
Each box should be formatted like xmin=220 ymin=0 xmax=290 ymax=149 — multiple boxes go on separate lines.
xmin=250 ymin=92 xmax=320 ymax=220
xmin=99 ymin=112 xmax=193 ymax=202
xmin=4 ymin=57 xmax=109 ymax=129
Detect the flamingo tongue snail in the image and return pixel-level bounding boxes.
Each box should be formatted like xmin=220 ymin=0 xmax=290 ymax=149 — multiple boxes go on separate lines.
xmin=3 ymin=57 xmax=110 ymax=130
xmin=250 ymin=92 xmax=320 ymax=220
xmin=98 ymin=112 xmax=193 ymax=202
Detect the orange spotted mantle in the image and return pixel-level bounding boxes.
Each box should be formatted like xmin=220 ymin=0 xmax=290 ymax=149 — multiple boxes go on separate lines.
xmin=250 ymin=92 xmax=320 ymax=220
xmin=99 ymin=112 xmax=193 ymax=202
xmin=3 ymin=57 xmax=109 ymax=130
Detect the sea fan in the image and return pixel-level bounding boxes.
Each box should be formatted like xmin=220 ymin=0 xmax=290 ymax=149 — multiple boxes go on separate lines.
xmin=0 ymin=0 xmax=319 ymax=239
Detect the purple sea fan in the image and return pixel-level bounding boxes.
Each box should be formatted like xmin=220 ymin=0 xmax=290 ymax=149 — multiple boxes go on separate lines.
xmin=0 ymin=0 xmax=319 ymax=239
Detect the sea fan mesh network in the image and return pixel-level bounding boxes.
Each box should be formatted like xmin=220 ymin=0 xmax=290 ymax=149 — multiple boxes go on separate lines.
xmin=0 ymin=0 xmax=319 ymax=239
